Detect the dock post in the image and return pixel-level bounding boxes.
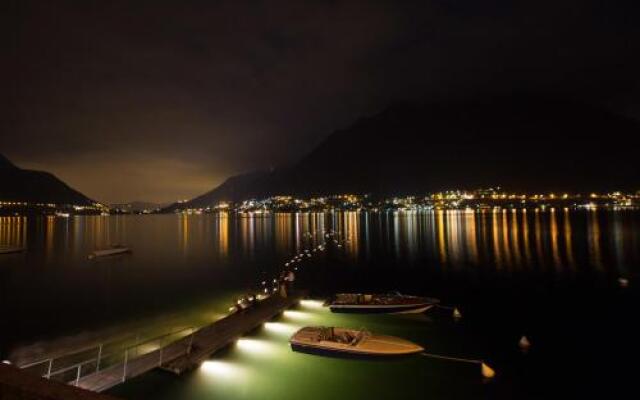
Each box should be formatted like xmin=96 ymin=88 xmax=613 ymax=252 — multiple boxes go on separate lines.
xmin=158 ymin=336 xmax=164 ymax=367
xmin=135 ymin=332 xmax=140 ymax=357
xmin=187 ymin=328 xmax=195 ymax=355
xmin=75 ymin=365 xmax=81 ymax=386
xmin=46 ymin=358 xmax=53 ymax=379
xmin=96 ymin=344 xmax=103 ymax=372
xmin=122 ymin=350 xmax=128 ymax=383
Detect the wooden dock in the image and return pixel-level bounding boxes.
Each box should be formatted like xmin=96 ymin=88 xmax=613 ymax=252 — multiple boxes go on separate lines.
xmin=74 ymin=294 xmax=301 ymax=393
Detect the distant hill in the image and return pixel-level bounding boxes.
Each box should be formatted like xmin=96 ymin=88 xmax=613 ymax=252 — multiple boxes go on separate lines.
xmin=0 ymin=154 xmax=16 ymax=169
xmin=0 ymin=154 xmax=95 ymax=205
xmin=167 ymin=95 xmax=640 ymax=210
xmin=168 ymin=171 xmax=273 ymax=210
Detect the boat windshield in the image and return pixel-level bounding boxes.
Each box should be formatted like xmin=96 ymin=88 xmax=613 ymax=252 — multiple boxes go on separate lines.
xmin=352 ymin=328 xmax=371 ymax=345
xmin=314 ymin=327 xmax=371 ymax=346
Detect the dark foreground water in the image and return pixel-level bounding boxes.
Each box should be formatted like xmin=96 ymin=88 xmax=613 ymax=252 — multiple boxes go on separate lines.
xmin=1 ymin=210 xmax=639 ymax=399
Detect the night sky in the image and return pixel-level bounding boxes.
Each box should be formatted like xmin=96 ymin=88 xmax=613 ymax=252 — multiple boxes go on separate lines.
xmin=2 ymin=1 xmax=639 ymax=203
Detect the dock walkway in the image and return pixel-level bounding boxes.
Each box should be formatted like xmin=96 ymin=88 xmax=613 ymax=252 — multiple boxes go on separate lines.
xmin=74 ymin=294 xmax=301 ymax=392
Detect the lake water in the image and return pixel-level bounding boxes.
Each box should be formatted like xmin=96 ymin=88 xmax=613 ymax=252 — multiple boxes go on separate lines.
xmin=1 ymin=210 xmax=639 ymax=399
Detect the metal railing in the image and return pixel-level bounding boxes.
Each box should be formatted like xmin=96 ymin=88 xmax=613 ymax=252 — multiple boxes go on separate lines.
xmin=19 ymin=326 xmax=196 ymax=386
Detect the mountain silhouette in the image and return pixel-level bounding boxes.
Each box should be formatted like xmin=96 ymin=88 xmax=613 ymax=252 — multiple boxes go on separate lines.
xmin=0 ymin=154 xmax=16 ymax=169
xmin=0 ymin=155 xmax=95 ymax=206
xmin=169 ymin=95 xmax=639 ymax=210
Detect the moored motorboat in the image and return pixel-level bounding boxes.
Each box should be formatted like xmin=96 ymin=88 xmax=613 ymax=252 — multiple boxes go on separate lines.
xmin=89 ymin=245 xmax=131 ymax=259
xmin=326 ymin=292 xmax=439 ymax=314
xmin=290 ymin=326 xmax=424 ymax=358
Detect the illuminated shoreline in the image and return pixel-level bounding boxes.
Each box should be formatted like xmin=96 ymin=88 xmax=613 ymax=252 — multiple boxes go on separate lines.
xmin=2 ymin=189 xmax=639 ymax=216
xmin=169 ymin=189 xmax=640 ymax=215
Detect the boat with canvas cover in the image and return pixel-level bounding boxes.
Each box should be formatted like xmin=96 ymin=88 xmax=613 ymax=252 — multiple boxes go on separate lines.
xmin=290 ymin=326 xmax=424 ymax=358
xmin=325 ymin=292 xmax=439 ymax=314
xmin=89 ymin=245 xmax=131 ymax=259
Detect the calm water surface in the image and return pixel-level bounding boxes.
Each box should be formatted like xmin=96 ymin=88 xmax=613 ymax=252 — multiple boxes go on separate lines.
xmin=1 ymin=210 xmax=639 ymax=399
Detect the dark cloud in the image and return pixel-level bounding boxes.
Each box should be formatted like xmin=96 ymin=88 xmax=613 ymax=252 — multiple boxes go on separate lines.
xmin=2 ymin=0 xmax=639 ymax=202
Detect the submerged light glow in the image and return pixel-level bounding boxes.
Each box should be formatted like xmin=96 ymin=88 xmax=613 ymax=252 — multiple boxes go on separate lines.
xmin=200 ymin=360 xmax=244 ymax=380
xmin=264 ymin=322 xmax=299 ymax=335
xmin=282 ymin=310 xmax=311 ymax=320
xmin=236 ymin=338 xmax=277 ymax=356
xmin=299 ymin=299 xmax=325 ymax=309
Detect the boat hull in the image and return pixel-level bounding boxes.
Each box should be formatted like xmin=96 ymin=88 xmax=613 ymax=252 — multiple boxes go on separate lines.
xmin=290 ymin=343 xmax=422 ymax=360
xmin=0 ymin=247 xmax=25 ymax=255
xmin=89 ymin=248 xmax=131 ymax=259
xmin=329 ymin=303 xmax=435 ymax=314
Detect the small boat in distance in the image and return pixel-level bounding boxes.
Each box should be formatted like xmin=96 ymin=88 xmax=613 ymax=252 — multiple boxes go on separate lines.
xmin=290 ymin=326 xmax=424 ymax=358
xmin=326 ymin=292 xmax=439 ymax=314
xmin=0 ymin=246 xmax=26 ymax=255
xmin=89 ymin=245 xmax=131 ymax=259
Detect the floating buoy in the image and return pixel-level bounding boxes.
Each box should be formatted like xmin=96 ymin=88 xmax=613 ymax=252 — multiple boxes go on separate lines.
xmin=619 ymin=278 xmax=629 ymax=288
xmin=453 ymin=308 xmax=462 ymax=319
xmin=481 ymin=362 xmax=495 ymax=378
xmin=519 ymin=335 xmax=531 ymax=350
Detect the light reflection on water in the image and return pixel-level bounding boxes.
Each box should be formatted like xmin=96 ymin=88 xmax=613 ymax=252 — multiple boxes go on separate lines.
xmin=328 ymin=209 xmax=639 ymax=275
xmin=0 ymin=216 xmax=27 ymax=248
xmin=1 ymin=210 xmax=639 ymax=273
